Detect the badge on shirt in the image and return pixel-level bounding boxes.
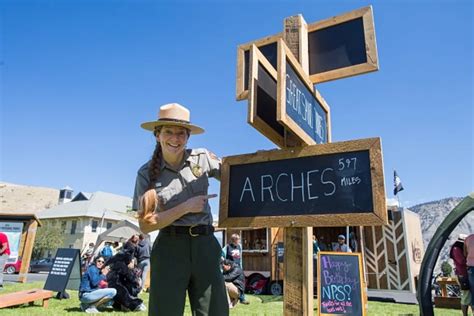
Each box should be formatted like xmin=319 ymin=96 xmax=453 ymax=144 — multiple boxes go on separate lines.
xmin=191 ymin=164 xmax=203 ymax=177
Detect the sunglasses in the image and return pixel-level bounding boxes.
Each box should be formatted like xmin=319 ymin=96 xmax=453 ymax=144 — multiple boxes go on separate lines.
xmin=96 ymin=260 xmax=105 ymax=263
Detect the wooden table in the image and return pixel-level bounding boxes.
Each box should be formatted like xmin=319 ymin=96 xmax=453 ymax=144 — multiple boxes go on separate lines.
xmin=434 ymin=277 xmax=460 ymax=309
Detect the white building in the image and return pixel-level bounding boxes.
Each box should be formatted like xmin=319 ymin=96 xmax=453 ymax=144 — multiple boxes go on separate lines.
xmin=38 ymin=189 xmax=136 ymax=254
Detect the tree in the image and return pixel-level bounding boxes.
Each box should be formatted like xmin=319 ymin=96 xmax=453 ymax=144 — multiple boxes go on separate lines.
xmin=32 ymin=220 xmax=64 ymax=260
xmin=440 ymin=260 xmax=453 ymax=277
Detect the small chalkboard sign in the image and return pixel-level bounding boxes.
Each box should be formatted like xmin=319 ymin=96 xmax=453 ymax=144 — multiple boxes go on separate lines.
xmin=276 ymin=39 xmax=330 ymax=145
xmin=219 ymin=138 xmax=386 ymax=228
xmin=317 ymin=252 xmax=366 ymax=316
xmin=248 ymin=44 xmax=301 ymax=148
xmin=44 ymin=248 xmax=82 ymax=294
xmin=236 ymin=34 xmax=280 ymax=101
xmin=307 ymin=6 xmax=378 ymax=84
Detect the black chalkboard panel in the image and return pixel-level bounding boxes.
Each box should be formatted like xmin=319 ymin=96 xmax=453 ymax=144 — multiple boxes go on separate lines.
xmin=244 ymin=42 xmax=278 ymax=90
xmin=44 ymin=248 xmax=82 ymax=293
xmin=219 ymin=137 xmax=386 ymax=228
xmin=228 ymin=150 xmax=372 ymax=218
xmin=309 ymin=18 xmax=366 ymax=75
xmin=317 ymin=252 xmax=365 ymax=316
xmin=255 ymin=62 xmax=284 ymax=138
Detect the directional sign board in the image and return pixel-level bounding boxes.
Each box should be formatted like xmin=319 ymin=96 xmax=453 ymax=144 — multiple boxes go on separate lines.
xmin=277 ymin=39 xmax=330 ymax=145
xmin=248 ymin=44 xmax=286 ymax=148
xmin=219 ymin=137 xmax=387 ymax=228
xmin=236 ymin=6 xmax=378 ymax=100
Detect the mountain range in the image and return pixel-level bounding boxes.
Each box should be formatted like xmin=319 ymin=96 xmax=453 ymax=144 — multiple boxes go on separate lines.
xmin=409 ymin=196 xmax=473 ymax=272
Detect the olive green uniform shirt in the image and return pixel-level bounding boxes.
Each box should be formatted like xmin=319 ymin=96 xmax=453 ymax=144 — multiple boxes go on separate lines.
xmin=132 ymin=148 xmax=221 ymax=226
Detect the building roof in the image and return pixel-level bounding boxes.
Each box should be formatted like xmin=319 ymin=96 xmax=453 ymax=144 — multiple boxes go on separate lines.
xmin=38 ymin=191 xmax=133 ymax=221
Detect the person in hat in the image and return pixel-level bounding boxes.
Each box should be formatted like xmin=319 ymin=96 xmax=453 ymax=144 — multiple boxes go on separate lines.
xmin=333 ymin=234 xmax=352 ymax=253
xmin=133 ymin=103 xmax=228 ymax=315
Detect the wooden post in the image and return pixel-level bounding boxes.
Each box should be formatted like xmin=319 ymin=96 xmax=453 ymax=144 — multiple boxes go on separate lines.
xmin=18 ymin=220 xmax=38 ymax=283
xmin=282 ymin=15 xmax=314 ymax=316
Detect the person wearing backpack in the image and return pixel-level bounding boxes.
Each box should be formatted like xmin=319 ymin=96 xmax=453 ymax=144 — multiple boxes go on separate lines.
xmin=450 ymin=234 xmax=471 ymax=316
xmin=100 ymin=242 xmax=114 ymax=261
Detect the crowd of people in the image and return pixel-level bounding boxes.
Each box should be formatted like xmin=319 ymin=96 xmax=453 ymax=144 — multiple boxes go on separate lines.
xmin=450 ymin=233 xmax=474 ymax=316
xmin=79 ymin=234 xmax=150 ymax=313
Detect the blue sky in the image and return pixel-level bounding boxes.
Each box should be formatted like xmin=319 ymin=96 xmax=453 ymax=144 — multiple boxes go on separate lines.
xmin=1 ymin=0 xmax=472 ymax=215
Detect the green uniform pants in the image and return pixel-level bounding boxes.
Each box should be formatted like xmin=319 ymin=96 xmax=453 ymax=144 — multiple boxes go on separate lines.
xmin=149 ymin=232 xmax=229 ymax=316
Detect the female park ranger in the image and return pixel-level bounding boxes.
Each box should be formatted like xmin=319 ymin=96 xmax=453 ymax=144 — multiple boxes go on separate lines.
xmin=133 ymin=103 xmax=228 ymax=316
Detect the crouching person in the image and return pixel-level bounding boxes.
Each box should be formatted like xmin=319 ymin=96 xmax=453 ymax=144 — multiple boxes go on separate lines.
xmin=222 ymin=259 xmax=246 ymax=308
xmin=79 ymin=256 xmax=117 ymax=313
xmin=106 ymin=249 xmax=146 ymax=312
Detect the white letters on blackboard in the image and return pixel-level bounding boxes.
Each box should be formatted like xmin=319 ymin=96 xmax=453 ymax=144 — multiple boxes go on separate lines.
xmin=237 ymin=155 xmax=363 ymax=205
xmin=261 ymin=175 xmax=275 ymax=202
xmin=239 ymin=177 xmax=255 ymax=202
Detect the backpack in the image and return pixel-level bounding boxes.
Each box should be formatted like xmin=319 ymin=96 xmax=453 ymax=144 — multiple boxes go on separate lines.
xmin=101 ymin=246 xmax=112 ymax=258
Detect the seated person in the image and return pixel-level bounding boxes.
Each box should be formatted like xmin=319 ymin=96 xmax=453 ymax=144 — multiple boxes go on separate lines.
xmin=79 ymin=256 xmax=117 ymax=313
xmin=106 ymin=249 xmax=146 ymax=311
xmin=222 ymin=259 xmax=246 ymax=308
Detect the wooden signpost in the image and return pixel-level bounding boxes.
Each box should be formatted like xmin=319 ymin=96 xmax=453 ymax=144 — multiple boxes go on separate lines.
xmin=225 ymin=5 xmax=383 ymax=316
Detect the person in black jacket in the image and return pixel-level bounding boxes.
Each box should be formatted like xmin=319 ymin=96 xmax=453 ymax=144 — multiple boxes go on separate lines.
xmin=106 ymin=249 xmax=146 ymax=312
xmin=222 ymin=259 xmax=246 ymax=308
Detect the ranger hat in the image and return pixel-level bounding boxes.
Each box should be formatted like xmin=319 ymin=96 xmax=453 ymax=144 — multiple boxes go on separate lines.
xmin=141 ymin=103 xmax=204 ymax=135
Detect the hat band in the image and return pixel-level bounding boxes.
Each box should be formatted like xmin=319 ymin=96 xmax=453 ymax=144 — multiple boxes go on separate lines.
xmin=158 ymin=118 xmax=192 ymax=124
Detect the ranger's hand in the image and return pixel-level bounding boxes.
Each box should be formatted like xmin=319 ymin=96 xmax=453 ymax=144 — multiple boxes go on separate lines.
xmin=184 ymin=194 xmax=217 ymax=214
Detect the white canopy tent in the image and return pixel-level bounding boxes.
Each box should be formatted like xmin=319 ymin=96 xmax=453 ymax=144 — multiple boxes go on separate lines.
xmin=93 ymin=220 xmax=158 ymax=255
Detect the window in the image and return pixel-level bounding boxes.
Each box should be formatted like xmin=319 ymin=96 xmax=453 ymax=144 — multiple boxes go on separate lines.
xmin=65 ymin=191 xmax=72 ymax=199
xmin=92 ymin=220 xmax=98 ymax=233
xmin=70 ymin=220 xmax=77 ymax=234
xmin=241 ymin=228 xmax=268 ymax=252
xmin=106 ymin=222 xmax=112 ymax=230
xmin=61 ymin=221 xmax=67 ymax=233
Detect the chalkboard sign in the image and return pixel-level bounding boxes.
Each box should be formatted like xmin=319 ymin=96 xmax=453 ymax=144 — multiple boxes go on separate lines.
xmin=44 ymin=248 xmax=82 ymax=294
xmin=219 ymin=138 xmax=386 ymax=228
xmin=276 ymin=39 xmax=330 ymax=145
xmin=236 ymin=34 xmax=280 ymax=101
xmin=307 ymin=6 xmax=378 ymax=84
xmin=248 ymin=44 xmax=300 ymax=148
xmin=235 ymin=6 xmax=378 ymax=98
xmin=317 ymin=252 xmax=366 ymax=316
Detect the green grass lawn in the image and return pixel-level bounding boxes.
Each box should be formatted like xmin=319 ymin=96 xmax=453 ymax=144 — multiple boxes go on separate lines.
xmin=0 ymin=282 xmax=461 ymax=315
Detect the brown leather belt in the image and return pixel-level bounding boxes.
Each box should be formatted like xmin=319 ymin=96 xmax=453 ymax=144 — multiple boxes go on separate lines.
xmin=161 ymin=225 xmax=214 ymax=237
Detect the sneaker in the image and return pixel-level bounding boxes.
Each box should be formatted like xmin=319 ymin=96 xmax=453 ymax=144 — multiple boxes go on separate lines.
xmin=240 ymin=300 xmax=250 ymax=305
xmin=134 ymin=303 xmax=147 ymax=311
xmin=84 ymin=306 xmax=101 ymax=314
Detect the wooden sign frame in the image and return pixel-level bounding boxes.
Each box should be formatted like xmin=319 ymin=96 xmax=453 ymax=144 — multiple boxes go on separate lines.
xmin=219 ymin=137 xmax=387 ymax=228
xmin=236 ymin=34 xmax=281 ymax=101
xmin=317 ymin=251 xmax=367 ymax=316
xmin=248 ymin=44 xmax=287 ymax=148
xmin=276 ymin=39 xmax=331 ymax=146
xmin=307 ymin=6 xmax=378 ymax=84
xmin=235 ymin=6 xmax=378 ymax=99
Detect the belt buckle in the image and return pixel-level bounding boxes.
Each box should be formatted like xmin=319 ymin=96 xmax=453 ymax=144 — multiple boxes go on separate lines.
xmin=189 ymin=224 xmax=199 ymax=237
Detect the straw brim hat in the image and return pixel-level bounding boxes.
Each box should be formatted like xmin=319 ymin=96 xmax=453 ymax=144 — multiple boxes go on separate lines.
xmin=141 ymin=102 xmax=204 ymax=135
